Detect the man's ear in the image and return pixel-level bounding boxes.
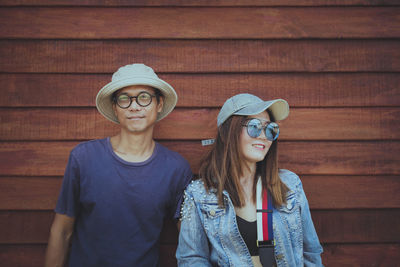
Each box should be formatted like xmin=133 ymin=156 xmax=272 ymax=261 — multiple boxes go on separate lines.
xmin=112 ymin=102 xmax=117 ymax=115
xmin=157 ymin=96 xmax=164 ymax=113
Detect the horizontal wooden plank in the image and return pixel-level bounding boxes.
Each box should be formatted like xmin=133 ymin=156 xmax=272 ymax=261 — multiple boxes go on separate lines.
xmin=159 ymin=244 xmax=178 ymax=267
xmin=0 ymin=141 xmax=399 ymax=176
xmin=0 ymin=245 xmax=45 ymax=267
xmin=0 ymin=177 xmax=62 ymax=210
xmin=313 ymin=209 xmax=400 ymax=243
xmin=1 ymin=40 xmax=399 ymax=73
xmin=0 ymin=7 xmax=399 ymax=39
xmin=0 ymin=212 xmax=180 ymax=245
xmin=1 ymin=108 xmax=399 ymax=141
xmin=322 ymin=243 xmax=400 ymax=266
xmin=1 ymin=243 xmax=399 ymax=267
xmin=1 ymin=0 xmax=399 ymax=6
xmin=1 ymin=210 xmax=399 ymax=244
xmin=302 ymin=175 xmax=400 ymax=209
xmin=1 ymin=175 xmax=398 ymax=210
xmin=1 ymin=73 xmax=399 ymax=108
xmin=0 ymin=211 xmax=54 ymax=244
xmin=0 ymin=243 xmax=179 ymax=267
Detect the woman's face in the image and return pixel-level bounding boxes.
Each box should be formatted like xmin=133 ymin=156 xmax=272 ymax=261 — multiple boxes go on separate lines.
xmin=239 ymin=110 xmax=273 ymax=166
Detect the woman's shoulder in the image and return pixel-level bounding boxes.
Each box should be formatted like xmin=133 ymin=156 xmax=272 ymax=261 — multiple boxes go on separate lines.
xmin=185 ymin=179 xmax=218 ymax=202
xmin=278 ymin=169 xmax=303 ymax=192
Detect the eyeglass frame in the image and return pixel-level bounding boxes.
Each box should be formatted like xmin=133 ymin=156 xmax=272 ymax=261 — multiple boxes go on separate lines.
xmin=242 ymin=118 xmax=280 ymax=141
xmin=112 ymin=91 xmax=158 ymax=109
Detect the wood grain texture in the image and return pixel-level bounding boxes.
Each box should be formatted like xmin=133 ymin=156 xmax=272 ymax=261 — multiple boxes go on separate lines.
xmin=313 ymin=209 xmax=400 ymax=243
xmin=159 ymin=244 xmax=178 ymax=267
xmin=1 ymin=210 xmax=399 ymax=244
xmin=0 ymin=245 xmax=46 ymax=267
xmin=0 ymin=7 xmax=399 ymax=39
xmin=1 ymin=0 xmax=399 ymax=6
xmin=0 ymin=177 xmax=62 ymax=210
xmin=322 ymin=243 xmax=400 ymax=266
xmin=1 ymin=73 xmax=399 ymax=108
xmin=0 ymin=244 xmax=180 ymax=267
xmin=0 ymin=211 xmax=54 ymax=244
xmin=301 ymin=175 xmax=400 ymax=209
xmin=1 ymin=107 xmax=399 ymax=141
xmin=0 ymin=141 xmax=399 ymax=176
xmin=1 ymin=40 xmax=399 ymax=73
xmin=0 ymin=3 xmax=397 ymax=266
xmin=1 ymin=243 xmax=399 ymax=267
xmin=1 ymin=176 xmax=399 ymax=210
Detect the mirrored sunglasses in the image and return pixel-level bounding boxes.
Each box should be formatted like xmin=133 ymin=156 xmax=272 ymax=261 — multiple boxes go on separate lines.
xmin=243 ymin=118 xmax=280 ymax=141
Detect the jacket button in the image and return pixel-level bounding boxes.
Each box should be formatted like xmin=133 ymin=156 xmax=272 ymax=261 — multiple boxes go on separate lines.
xmin=209 ymin=210 xmax=216 ymax=216
xmin=276 ymin=254 xmax=284 ymax=260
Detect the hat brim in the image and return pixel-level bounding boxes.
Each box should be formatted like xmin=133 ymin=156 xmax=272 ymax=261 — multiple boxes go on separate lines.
xmin=96 ymin=76 xmax=177 ymax=124
xmin=234 ymin=99 xmax=289 ymax=121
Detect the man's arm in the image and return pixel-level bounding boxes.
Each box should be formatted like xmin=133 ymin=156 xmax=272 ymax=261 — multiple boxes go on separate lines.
xmin=44 ymin=213 xmax=76 ymax=267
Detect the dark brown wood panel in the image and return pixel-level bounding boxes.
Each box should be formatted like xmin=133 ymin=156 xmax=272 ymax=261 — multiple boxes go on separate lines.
xmin=0 ymin=243 xmax=179 ymax=267
xmin=0 ymin=7 xmax=399 ymax=39
xmin=1 ymin=243 xmax=399 ymax=267
xmin=1 ymin=210 xmax=399 ymax=244
xmin=1 ymin=107 xmax=399 ymax=141
xmin=302 ymin=175 xmax=400 ymax=209
xmin=0 ymin=141 xmax=399 ymax=176
xmin=2 ymin=73 xmax=399 ymax=108
xmin=1 ymin=40 xmax=399 ymax=73
xmin=0 ymin=211 xmax=54 ymax=244
xmin=279 ymin=141 xmax=400 ymax=175
xmin=159 ymin=219 xmax=179 ymax=245
xmin=313 ymin=209 xmax=400 ymax=243
xmin=0 ymin=3 xmax=397 ymax=267
xmin=0 ymin=177 xmax=62 ymax=210
xmin=322 ymin=243 xmax=400 ymax=266
xmin=159 ymin=244 xmax=178 ymax=267
xmin=1 ymin=176 xmax=398 ymax=210
xmin=1 ymin=0 xmax=399 ymax=6
xmin=0 ymin=245 xmax=45 ymax=267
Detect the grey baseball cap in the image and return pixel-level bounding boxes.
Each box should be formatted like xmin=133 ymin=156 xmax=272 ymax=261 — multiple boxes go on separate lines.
xmin=217 ymin=93 xmax=289 ymax=126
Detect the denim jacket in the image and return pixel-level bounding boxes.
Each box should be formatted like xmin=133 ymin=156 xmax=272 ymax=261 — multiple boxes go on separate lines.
xmin=176 ymin=169 xmax=323 ymax=267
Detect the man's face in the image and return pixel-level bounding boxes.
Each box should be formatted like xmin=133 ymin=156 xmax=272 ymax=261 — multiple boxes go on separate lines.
xmin=112 ymin=85 xmax=163 ymax=134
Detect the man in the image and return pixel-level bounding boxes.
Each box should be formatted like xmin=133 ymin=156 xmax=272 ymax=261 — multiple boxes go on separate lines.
xmin=45 ymin=64 xmax=192 ymax=267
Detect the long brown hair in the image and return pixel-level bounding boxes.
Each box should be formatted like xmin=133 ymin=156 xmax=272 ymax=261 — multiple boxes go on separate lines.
xmin=199 ymin=112 xmax=289 ymax=208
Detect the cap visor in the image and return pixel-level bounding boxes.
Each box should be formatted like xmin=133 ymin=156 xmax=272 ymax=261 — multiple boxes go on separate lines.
xmin=234 ymin=99 xmax=289 ymax=121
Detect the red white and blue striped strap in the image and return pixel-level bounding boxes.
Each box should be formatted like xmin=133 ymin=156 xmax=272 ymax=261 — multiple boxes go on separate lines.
xmin=256 ymin=178 xmax=274 ymax=246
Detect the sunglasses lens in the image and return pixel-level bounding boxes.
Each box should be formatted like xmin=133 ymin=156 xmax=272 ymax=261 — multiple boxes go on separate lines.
xmin=246 ymin=119 xmax=262 ymax=138
xmin=266 ymin=122 xmax=279 ymax=141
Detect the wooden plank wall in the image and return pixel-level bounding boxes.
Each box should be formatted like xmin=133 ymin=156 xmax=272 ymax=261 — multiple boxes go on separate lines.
xmin=0 ymin=1 xmax=399 ymax=266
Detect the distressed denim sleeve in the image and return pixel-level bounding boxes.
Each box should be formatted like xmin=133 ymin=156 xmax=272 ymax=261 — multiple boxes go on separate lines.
xmin=297 ymin=180 xmax=324 ymax=267
xmin=176 ymin=189 xmax=213 ymax=267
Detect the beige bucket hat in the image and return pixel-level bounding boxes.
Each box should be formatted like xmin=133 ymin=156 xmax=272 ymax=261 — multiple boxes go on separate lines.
xmin=96 ymin=63 xmax=178 ymax=124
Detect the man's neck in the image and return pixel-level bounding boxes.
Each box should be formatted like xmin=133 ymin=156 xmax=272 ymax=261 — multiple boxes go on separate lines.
xmin=110 ymin=130 xmax=156 ymax=163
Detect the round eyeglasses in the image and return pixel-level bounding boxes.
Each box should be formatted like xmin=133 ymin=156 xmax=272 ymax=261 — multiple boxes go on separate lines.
xmin=114 ymin=91 xmax=156 ymax=108
xmin=243 ymin=118 xmax=280 ymax=141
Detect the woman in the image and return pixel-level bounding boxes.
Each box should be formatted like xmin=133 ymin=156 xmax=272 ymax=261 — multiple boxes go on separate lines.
xmin=176 ymin=93 xmax=323 ymax=266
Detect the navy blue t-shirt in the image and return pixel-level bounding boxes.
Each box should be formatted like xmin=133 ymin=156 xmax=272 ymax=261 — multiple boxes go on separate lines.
xmin=55 ymin=138 xmax=192 ymax=267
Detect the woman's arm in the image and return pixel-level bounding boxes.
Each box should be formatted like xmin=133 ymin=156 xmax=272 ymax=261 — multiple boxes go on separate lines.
xmin=44 ymin=213 xmax=75 ymax=267
xmin=176 ymin=190 xmax=213 ymax=267
xmin=298 ymin=181 xmax=324 ymax=267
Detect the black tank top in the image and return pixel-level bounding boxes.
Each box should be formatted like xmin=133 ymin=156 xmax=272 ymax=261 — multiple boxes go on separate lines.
xmin=236 ymin=215 xmax=259 ymax=256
